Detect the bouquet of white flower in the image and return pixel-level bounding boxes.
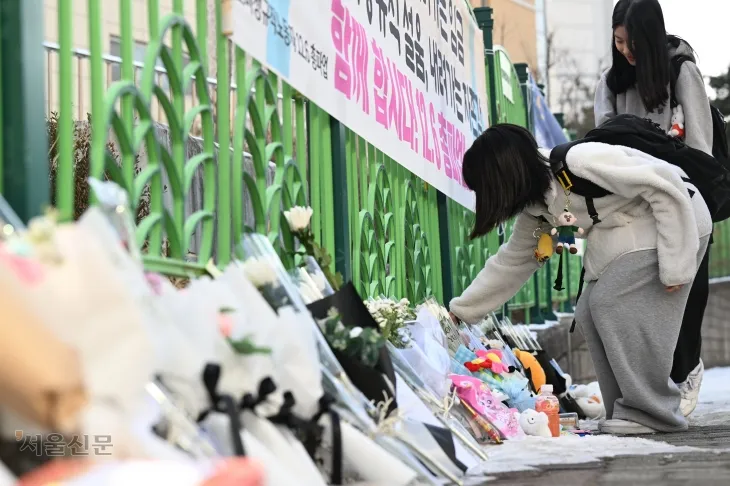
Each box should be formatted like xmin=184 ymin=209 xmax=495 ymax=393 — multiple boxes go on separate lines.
xmin=364 ymin=297 xmax=415 ymax=349
xmin=240 ymin=256 xmax=292 ymax=312
xmin=316 ymin=308 xmax=386 ymax=368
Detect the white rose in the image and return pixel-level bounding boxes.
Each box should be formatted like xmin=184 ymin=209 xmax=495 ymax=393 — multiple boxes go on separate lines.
xmin=284 ymin=206 xmax=314 ymax=232
xmin=349 ymin=327 xmax=363 ymax=338
xmin=242 ymin=257 xmax=278 ymax=288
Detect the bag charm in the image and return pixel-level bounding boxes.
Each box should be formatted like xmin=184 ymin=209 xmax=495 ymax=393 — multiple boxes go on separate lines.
xmin=533 ymin=217 xmax=554 ymax=263
xmin=534 ymin=233 xmax=553 ymax=263
xmin=550 ymin=209 xmax=584 ymax=255
xmin=668 ymin=104 xmax=685 ymax=139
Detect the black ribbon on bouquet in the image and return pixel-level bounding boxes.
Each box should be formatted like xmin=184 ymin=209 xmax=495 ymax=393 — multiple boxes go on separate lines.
xmin=307 ymin=281 xmax=398 ymax=414
xmin=197 ymin=363 xmax=245 ymax=456
xmin=240 ymin=377 xmax=278 ymax=411
xmin=252 ymin=383 xmax=343 ymax=485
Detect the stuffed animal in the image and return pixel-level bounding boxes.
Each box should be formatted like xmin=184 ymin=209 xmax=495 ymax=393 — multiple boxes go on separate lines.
xmin=668 ymin=105 xmax=685 ymax=138
xmin=513 ymin=349 xmax=546 ymax=392
xmin=480 ymin=349 xmax=510 ymax=374
xmin=550 ymin=210 xmax=584 ymax=255
xmin=464 ymin=349 xmax=511 ymax=374
xmin=519 ymin=409 xmax=552 ymax=438
xmin=464 ymin=355 xmax=493 ymax=373
xmin=569 ymin=382 xmax=606 ymax=420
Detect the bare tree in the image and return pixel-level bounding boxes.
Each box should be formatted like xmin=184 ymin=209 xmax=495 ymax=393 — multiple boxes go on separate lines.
xmin=556 ymin=58 xmax=608 ymax=137
xmin=544 ymin=30 xmax=569 ymax=102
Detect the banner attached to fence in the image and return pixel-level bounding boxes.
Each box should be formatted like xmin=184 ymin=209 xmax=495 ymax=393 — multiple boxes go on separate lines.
xmin=530 ymin=79 xmax=568 ymax=149
xmin=231 ymin=0 xmax=489 ymax=210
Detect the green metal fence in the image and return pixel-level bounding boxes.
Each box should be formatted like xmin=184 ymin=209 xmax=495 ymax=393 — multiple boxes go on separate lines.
xmin=3 ymin=1 xmax=727 ymax=322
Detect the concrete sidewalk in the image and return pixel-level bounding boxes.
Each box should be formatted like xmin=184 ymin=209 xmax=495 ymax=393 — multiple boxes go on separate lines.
xmin=484 ymin=365 xmax=730 ymax=485
xmin=487 ymin=424 xmax=730 ymax=485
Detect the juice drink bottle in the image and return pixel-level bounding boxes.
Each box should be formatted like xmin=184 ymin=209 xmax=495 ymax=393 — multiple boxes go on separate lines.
xmin=535 ymin=384 xmax=561 ymax=437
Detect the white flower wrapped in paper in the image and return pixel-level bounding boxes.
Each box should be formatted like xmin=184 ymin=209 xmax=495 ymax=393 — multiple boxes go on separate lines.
xmin=283 ymin=206 xmax=314 ymax=232
xmin=241 ymin=257 xmax=277 ymax=288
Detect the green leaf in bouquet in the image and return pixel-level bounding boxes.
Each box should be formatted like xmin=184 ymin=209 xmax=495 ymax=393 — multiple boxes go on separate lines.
xmin=227 ymin=336 xmax=272 ymax=355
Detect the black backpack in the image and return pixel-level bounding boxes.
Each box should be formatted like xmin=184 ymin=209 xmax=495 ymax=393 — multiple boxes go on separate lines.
xmin=670 ymin=55 xmax=730 ymax=167
xmin=549 ymin=114 xmax=730 ymax=224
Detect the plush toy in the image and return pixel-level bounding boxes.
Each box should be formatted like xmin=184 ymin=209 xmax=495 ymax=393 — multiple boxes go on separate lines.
xmin=668 ymin=104 xmax=685 ymax=138
xmin=519 ymin=409 xmax=552 ymax=438
xmin=550 ymin=210 xmax=584 ymax=255
xmin=513 ymin=349 xmax=546 ymax=392
xmin=569 ymin=382 xmax=606 ymax=420
xmin=480 ymin=349 xmax=510 ymax=374
xmin=464 ymin=355 xmax=493 ymax=373
xmin=464 ymin=349 xmax=510 ymax=374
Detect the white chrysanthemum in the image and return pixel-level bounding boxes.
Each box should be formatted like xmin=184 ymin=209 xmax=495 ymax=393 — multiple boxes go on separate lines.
xmin=242 ymin=257 xmax=278 ymax=288
xmin=283 ymin=206 xmax=314 ymax=232
xmin=349 ymin=327 xmax=363 ymax=338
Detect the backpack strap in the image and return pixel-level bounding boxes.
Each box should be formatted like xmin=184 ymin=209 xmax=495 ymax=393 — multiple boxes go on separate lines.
xmin=669 ymin=54 xmax=693 ymax=109
xmin=585 ymin=197 xmax=602 ymax=225
xmin=549 ymin=142 xmax=613 ymax=198
xmin=569 ymin=267 xmax=587 ymax=334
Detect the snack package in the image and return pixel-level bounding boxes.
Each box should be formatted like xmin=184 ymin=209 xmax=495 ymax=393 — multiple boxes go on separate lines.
xmin=449 ymin=375 xmax=524 ymax=440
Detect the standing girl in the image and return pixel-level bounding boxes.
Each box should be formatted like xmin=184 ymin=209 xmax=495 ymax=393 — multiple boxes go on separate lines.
xmin=594 ymin=0 xmax=711 ymax=417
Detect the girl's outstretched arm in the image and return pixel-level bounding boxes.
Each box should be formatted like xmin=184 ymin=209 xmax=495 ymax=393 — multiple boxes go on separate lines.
xmin=449 ymin=212 xmax=541 ymax=324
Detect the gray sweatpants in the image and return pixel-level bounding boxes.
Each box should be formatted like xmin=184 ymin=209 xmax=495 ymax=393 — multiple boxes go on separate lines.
xmin=575 ymin=237 xmax=709 ymax=432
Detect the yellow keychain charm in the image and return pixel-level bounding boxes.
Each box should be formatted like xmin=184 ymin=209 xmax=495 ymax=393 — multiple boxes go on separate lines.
xmin=534 ymin=232 xmax=554 ymax=263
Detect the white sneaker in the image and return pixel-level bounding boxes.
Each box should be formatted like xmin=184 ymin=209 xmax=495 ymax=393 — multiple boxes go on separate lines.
xmin=679 ymin=359 xmax=704 ymax=417
xmin=599 ymin=419 xmax=657 ymax=435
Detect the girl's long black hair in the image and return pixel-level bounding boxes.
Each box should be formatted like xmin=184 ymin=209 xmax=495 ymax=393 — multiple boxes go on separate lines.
xmin=606 ymin=0 xmax=695 ymax=113
xmin=462 ymin=124 xmax=552 ymax=240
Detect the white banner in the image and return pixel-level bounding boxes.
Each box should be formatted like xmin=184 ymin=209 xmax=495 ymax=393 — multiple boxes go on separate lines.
xmin=231 ymin=0 xmax=489 ymax=210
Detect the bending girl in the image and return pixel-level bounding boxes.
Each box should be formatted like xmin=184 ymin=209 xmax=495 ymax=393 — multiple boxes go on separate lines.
xmin=449 ymin=124 xmax=711 ymax=435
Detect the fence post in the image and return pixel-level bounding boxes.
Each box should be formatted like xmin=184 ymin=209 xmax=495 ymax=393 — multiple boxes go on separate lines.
xmin=473 ymin=7 xmax=499 ymax=130
xmin=0 ymin=0 xmax=49 ymax=223
xmin=330 ymin=116 xmax=352 ymax=283
xmin=514 ymin=63 xmax=532 ymax=132
xmin=437 ymin=191 xmax=454 ymax=304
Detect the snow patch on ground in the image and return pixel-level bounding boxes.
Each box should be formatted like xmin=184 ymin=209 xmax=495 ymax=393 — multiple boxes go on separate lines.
xmin=691 ymin=366 xmax=730 ymax=427
xmin=477 ymin=367 xmax=730 ymax=476
xmin=475 ymin=434 xmax=695 ymax=475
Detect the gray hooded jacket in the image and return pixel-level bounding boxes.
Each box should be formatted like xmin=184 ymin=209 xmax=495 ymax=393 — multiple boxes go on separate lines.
xmin=594 ymin=40 xmax=712 ymax=155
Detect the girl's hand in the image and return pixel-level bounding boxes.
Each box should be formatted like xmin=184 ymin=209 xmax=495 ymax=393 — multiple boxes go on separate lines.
xmin=665 ymin=285 xmax=684 ymax=293
xmin=449 ymin=312 xmax=460 ymax=324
